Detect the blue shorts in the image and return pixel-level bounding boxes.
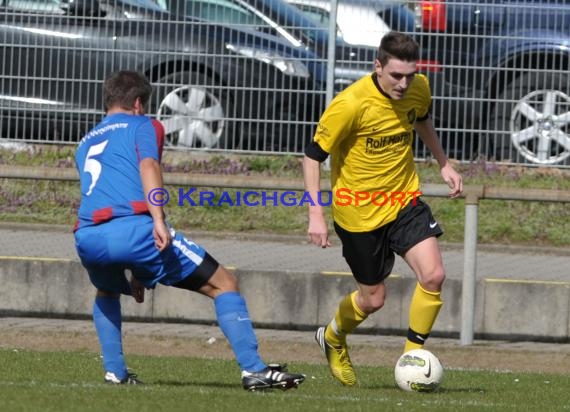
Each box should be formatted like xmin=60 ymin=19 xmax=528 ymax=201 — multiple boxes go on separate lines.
xmin=74 ymin=215 xmax=212 ymax=295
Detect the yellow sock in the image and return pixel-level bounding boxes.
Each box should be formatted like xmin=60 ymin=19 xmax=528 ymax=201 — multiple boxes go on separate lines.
xmin=325 ymin=291 xmax=367 ymax=346
xmin=404 ymin=283 xmax=443 ymax=353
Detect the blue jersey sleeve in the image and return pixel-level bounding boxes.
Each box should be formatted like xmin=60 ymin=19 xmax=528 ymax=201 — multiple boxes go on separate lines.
xmin=135 ymin=119 xmax=160 ymax=162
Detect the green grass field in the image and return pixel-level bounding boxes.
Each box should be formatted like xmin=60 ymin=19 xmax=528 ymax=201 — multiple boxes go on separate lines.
xmin=1 ymin=349 xmax=569 ymax=412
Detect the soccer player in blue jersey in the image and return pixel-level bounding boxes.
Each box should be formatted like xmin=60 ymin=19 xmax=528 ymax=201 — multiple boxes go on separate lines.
xmin=74 ymin=70 xmax=305 ymax=390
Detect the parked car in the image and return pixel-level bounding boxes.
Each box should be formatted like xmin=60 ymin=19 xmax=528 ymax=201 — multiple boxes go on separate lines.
xmin=279 ymin=0 xmax=463 ymax=160
xmin=163 ymin=0 xmax=381 ymax=92
xmin=284 ymin=0 xmax=413 ymax=48
xmin=414 ymin=0 xmax=570 ymax=165
xmin=0 ymin=0 xmax=326 ymax=151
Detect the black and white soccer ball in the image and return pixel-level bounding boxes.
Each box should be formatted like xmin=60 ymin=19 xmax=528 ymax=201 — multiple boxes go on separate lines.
xmin=394 ymin=349 xmax=444 ymax=392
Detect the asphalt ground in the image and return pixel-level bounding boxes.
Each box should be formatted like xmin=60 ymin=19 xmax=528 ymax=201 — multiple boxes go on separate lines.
xmin=1 ymin=223 xmax=569 ymax=282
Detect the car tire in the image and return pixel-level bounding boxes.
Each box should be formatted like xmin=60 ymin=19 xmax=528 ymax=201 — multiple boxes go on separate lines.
xmin=487 ymin=71 xmax=570 ymax=165
xmin=153 ymin=71 xmax=241 ymax=149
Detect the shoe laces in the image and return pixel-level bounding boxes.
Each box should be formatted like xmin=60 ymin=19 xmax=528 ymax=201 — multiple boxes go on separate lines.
xmin=326 ymin=339 xmax=352 ymax=366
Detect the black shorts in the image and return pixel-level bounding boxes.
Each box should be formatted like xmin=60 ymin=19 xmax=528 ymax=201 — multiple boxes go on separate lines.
xmin=333 ymin=198 xmax=443 ymax=286
xmin=171 ymin=252 xmax=219 ymax=291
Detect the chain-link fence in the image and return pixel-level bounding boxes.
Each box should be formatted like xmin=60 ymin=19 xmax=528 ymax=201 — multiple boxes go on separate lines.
xmin=1 ymin=0 xmax=569 ymax=166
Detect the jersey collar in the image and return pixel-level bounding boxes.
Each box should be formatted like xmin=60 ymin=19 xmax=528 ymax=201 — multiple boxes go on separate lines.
xmin=371 ymin=73 xmax=391 ymax=99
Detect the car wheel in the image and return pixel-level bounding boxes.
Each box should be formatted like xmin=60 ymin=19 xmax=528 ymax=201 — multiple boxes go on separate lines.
xmin=154 ymin=71 xmax=241 ymax=149
xmin=488 ymin=72 xmax=570 ymax=164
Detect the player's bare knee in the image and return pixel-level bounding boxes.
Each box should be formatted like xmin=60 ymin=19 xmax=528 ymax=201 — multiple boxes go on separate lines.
xmin=214 ymin=266 xmax=240 ymax=292
xmin=369 ymin=298 xmax=385 ymax=313
xmin=420 ymin=269 xmax=446 ymax=292
xmin=360 ymin=294 xmax=385 ymax=314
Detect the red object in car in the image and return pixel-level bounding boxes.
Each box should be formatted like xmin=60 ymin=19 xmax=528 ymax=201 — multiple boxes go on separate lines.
xmin=419 ymin=0 xmax=447 ymax=32
xmin=416 ymin=59 xmax=443 ymax=73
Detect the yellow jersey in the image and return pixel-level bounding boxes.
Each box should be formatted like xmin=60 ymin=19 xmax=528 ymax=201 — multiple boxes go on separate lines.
xmin=314 ymin=73 xmax=431 ymax=232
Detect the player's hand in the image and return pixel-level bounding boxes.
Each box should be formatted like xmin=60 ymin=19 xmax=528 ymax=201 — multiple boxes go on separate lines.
xmin=308 ymin=212 xmax=331 ymax=248
xmin=153 ymin=220 xmax=172 ymax=251
xmin=130 ymin=276 xmax=145 ymax=303
xmin=440 ymin=163 xmax=463 ymax=198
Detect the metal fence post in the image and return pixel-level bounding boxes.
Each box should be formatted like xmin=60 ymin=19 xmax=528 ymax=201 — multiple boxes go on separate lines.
xmin=460 ymin=188 xmax=482 ymax=345
xmin=322 ymin=0 xmax=338 ymax=173
xmin=326 ymin=0 xmax=338 ymax=107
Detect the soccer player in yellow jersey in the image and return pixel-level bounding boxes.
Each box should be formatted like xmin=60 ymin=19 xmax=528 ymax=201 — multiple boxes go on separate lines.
xmin=303 ymin=31 xmax=463 ymax=386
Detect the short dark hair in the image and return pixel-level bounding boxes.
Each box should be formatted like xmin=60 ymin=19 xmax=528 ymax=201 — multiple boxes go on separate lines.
xmin=103 ymin=71 xmax=152 ymax=112
xmin=377 ymin=31 xmax=420 ymax=66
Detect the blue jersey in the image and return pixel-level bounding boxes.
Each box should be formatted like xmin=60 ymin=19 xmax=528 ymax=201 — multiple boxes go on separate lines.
xmin=75 ymin=113 xmax=160 ymax=230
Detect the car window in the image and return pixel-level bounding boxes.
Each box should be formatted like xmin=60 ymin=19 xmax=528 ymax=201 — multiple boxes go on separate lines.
xmin=158 ymin=0 xmax=316 ymax=48
xmin=123 ymin=0 xmax=166 ymax=12
xmin=4 ymin=0 xmax=65 ymax=13
xmin=292 ymin=3 xmax=328 ymax=27
xmin=289 ymin=2 xmax=346 ymax=41
xmin=180 ymin=0 xmax=266 ymax=26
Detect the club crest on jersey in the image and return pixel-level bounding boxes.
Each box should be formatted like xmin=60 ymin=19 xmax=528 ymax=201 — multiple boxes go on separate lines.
xmin=407 ymin=109 xmax=416 ymax=124
xmin=316 ymin=122 xmax=330 ymax=138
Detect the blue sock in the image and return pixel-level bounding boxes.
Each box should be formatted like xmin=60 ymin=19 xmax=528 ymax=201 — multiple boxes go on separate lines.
xmin=93 ymin=296 xmax=127 ymax=379
xmin=215 ymin=291 xmax=266 ymax=373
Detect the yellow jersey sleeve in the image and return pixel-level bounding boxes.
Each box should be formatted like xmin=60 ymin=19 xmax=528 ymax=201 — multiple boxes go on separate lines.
xmin=415 ymin=74 xmax=431 ymax=119
xmin=313 ymin=92 xmax=358 ymax=154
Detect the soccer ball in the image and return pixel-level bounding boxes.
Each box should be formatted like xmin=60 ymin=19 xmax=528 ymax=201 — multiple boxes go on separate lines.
xmin=394 ymin=349 xmax=444 ymax=392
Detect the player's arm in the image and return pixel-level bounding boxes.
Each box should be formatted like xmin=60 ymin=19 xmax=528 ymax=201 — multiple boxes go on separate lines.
xmin=140 ymin=157 xmax=172 ymax=251
xmin=414 ymin=117 xmax=463 ymax=198
xmin=303 ymin=141 xmax=331 ymax=248
xmin=150 ymin=118 xmax=165 ymax=162
xmin=303 ymin=94 xmax=353 ymax=247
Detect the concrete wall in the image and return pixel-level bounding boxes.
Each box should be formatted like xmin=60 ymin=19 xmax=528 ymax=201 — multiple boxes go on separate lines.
xmin=1 ymin=257 xmax=569 ymax=342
